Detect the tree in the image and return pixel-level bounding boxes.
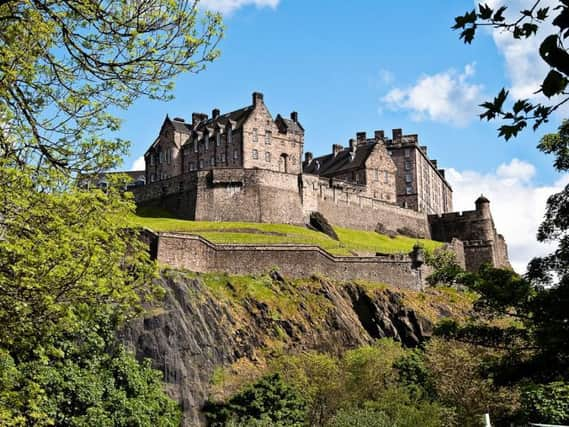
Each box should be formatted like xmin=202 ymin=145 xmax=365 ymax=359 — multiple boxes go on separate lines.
xmin=203 ymin=374 xmax=306 ymax=427
xmin=0 ymin=307 xmax=181 ymax=426
xmin=0 ymin=0 xmax=223 ymax=173
xmin=453 ymin=1 xmax=569 ymax=139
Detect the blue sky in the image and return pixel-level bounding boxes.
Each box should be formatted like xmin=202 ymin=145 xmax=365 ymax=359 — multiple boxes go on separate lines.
xmin=119 ymin=0 xmax=568 ymax=272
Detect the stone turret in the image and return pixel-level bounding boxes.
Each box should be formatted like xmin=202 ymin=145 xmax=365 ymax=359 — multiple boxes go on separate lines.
xmin=475 ymin=194 xmax=491 ymax=219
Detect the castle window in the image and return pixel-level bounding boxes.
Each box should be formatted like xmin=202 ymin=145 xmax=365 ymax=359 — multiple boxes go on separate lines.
xmin=265 ymin=151 xmax=271 ymax=162
xmin=233 ymin=149 xmax=239 ymax=160
xmin=205 ymin=134 xmax=209 ymax=150
xmin=216 ymin=133 xmax=221 ymax=146
xmin=265 ymin=131 xmax=272 ymax=145
xmin=384 ymin=171 xmax=389 ymax=183
xmin=194 ymin=141 xmax=198 ymax=153
xmin=149 ymin=155 xmax=154 ymax=166
xmin=404 ymin=160 xmax=411 ymax=170
xmin=252 ymin=149 xmax=258 ymax=160
xmin=405 ymin=174 xmax=412 ymax=183
xmin=167 ymin=148 xmax=172 ymax=165
xmin=221 ymin=153 xmax=226 ymax=163
xmin=189 ymin=162 xmax=195 ymax=171
xmin=228 ymin=130 xmax=232 ymax=144
xmin=199 ymin=159 xmax=204 ymax=169
xmin=406 ymin=185 xmax=413 ymax=194
xmin=150 ymin=174 xmax=155 ymax=183
xmin=253 ymin=128 xmax=258 ymax=142
xmin=374 ymin=169 xmax=379 ymax=181
xmin=211 ymin=158 xmax=215 ymax=167
xmin=404 ymin=148 xmax=410 ymax=158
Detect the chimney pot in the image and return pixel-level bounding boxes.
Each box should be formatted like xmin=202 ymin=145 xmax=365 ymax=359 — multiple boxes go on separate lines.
xmin=252 ymin=91 xmax=264 ymax=106
xmin=374 ymin=130 xmax=385 ymax=141
xmin=332 ymin=144 xmax=343 ymax=156
xmin=192 ymin=112 xmax=208 ymax=126
xmin=290 ymin=111 xmax=298 ymax=122
xmin=392 ymin=128 xmax=403 ymax=141
xmin=212 ymin=108 xmax=220 ymax=119
xmin=349 ymin=138 xmax=357 ymax=152
xmin=356 ymin=132 xmax=367 ymax=144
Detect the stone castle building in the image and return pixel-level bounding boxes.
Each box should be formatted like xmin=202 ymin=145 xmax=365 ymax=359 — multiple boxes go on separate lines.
xmin=132 ymin=92 xmax=510 ymax=272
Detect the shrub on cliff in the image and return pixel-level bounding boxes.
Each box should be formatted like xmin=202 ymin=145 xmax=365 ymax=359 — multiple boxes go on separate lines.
xmin=203 ymin=373 xmax=306 ymax=427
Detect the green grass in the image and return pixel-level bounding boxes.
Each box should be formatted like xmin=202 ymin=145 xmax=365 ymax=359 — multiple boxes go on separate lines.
xmin=131 ymin=207 xmax=443 ymax=256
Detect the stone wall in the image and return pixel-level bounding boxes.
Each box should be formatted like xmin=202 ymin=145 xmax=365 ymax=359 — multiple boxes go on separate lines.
xmin=144 ymin=231 xmax=427 ymax=290
xmin=134 ymin=168 xmax=431 ymax=238
xmin=301 ymin=174 xmax=430 ymax=237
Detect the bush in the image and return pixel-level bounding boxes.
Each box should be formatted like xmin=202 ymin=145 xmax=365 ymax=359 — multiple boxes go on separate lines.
xmin=203 ymin=373 xmax=306 ymax=426
xmin=522 ymin=381 xmax=569 ymax=424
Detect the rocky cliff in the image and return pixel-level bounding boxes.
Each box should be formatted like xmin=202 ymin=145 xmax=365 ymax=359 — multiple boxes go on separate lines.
xmin=121 ymin=269 xmax=473 ymax=426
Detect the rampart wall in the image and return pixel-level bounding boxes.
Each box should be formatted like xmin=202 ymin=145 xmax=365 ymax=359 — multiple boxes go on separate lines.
xmin=142 ymin=230 xmax=427 ymax=290
xmin=134 ymin=169 xmax=430 ymax=238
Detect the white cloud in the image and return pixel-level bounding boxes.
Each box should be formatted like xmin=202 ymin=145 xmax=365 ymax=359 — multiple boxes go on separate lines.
xmin=446 ymin=158 xmax=569 ymax=274
xmin=381 ymin=63 xmax=485 ymax=126
xmin=200 ymin=0 xmax=279 ymax=14
xmin=131 ymin=156 xmax=145 ymax=171
xmin=480 ymin=0 xmax=557 ymax=99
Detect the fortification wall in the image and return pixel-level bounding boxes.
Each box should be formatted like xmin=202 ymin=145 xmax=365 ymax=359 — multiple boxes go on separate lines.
xmin=134 ymin=169 xmax=431 ymax=238
xmin=302 ymin=175 xmax=430 ymax=237
xmin=147 ymin=231 xmax=426 ymax=290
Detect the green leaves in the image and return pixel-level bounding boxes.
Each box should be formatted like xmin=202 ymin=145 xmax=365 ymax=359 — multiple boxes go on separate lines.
xmin=455 ymin=2 xmax=569 ymax=138
xmin=0 ymin=0 xmax=224 ymax=174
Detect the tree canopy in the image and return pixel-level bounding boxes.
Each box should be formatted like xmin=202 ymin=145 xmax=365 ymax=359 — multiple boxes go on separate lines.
xmin=454 ymin=1 xmax=569 ymax=139
xmin=0 ymin=0 xmax=223 ymax=173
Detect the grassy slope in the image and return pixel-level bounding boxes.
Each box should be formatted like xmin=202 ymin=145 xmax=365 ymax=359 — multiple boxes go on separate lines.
xmin=130 ymin=207 xmax=442 ymax=256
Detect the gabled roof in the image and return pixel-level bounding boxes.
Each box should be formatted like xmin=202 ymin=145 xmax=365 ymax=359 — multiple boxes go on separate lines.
xmin=275 ymin=114 xmax=304 ymax=134
xmin=170 ymin=118 xmax=192 ymax=134
xmin=303 ymin=143 xmax=377 ymax=176
xmin=193 ymin=106 xmax=254 ymax=135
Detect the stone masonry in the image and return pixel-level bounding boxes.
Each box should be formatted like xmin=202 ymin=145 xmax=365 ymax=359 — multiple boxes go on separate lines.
xmin=130 ymin=92 xmax=511 ymax=273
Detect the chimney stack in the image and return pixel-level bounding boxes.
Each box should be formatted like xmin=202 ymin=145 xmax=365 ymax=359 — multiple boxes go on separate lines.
xmin=349 ymin=138 xmax=357 ymax=153
xmin=421 ymin=145 xmax=428 ymax=155
xmin=212 ymin=108 xmax=220 ymax=119
xmin=374 ymin=130 xmax=385 ymax=142
xmin=192 ymin=112 xmax=208 ymax=126
xmin=356 ymin=132 xmax=367 ymax=144
xmin=332 ymin=144 xmax=343 ymax=156
xmin=291 ymin=111 xmax=298 ymax=122
xmin=252 ymin=91 xmax=264 ymax=106
xmin=305 ymin=152 xmax=313 ymax=164
xmin=432 ymin=160 xmax=438 ymax=168
xmin=392 ymin=128 xmax=402 ymax=142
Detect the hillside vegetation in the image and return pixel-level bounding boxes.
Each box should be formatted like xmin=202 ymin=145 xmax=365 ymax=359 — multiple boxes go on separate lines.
xmin=130 ymin=207 xmax=442 ymax=256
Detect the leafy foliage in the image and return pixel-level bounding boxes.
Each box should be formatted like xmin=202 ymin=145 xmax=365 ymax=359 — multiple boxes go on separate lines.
xmin=0 ymin=308 xmax=181 ymax=426
xmin=522 ymin=381 xmax=569 ymax=424
xmin=203 ymin=373 xmax=306 ymax=427
xmin=0 ymin=166 xmax=158 ymax=351
xmin=0 ymin=0 xmax=223 ymax=173
xmin=453 ymin=1 xmax=569 ymax=139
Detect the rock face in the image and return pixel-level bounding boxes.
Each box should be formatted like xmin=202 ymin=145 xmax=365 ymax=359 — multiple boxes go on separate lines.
xmin=121 ymin=270 xmax=461 ymax=426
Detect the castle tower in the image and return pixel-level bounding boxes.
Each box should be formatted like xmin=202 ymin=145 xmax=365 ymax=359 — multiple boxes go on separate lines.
xmin=475 ymin=194 xmax=491 ymax=219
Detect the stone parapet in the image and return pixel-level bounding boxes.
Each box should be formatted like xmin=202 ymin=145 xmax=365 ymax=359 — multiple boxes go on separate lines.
xmin=142 ymin=230 xmax=427 ymax=290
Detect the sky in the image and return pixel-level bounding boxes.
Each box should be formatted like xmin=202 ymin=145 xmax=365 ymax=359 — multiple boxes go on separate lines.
xmin=120 ymin=0 xmax=568 ymax=274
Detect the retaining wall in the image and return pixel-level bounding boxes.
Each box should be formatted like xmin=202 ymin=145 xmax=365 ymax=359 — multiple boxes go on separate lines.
xmin=143 ymin=230 xmax=427 ymax=290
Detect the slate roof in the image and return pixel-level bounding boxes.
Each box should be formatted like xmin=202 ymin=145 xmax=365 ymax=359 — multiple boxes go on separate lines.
xmin=193 ymin=106 xmax=254 ymax=134
xmin=303 ymin=143 xmax=376 ymax=176
xmin=170 ymin=118 xmax=192 ymax=134
xmin=276 ymin=114 xmax=304 ymax=134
